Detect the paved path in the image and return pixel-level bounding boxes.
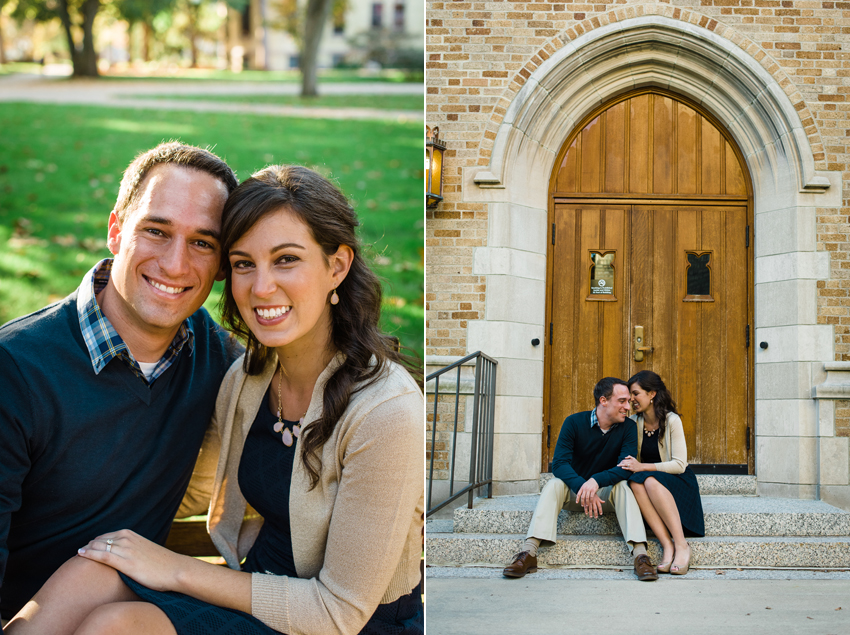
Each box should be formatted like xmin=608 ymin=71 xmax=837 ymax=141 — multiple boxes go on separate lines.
xmin=0 ymin=74 xmax=422 ymax=121
xmin=426 ymin=573 xmax=850 ymax=634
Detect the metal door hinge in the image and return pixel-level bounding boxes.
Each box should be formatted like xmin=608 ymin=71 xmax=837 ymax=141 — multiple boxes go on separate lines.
xmin=746 ymin=425 xmax=751 ymax=451
xmin=746 ymin=225 xmax=750 ymax=248
xmin=549 ymin=322 xmax=553 ymax=345
xmin=552 ymin=223 xmax=556 ymax=245
xmin=547 ymin=424 xmax=551 ymax=448
xmin=746 ymin=325 xmax=750 ymax=348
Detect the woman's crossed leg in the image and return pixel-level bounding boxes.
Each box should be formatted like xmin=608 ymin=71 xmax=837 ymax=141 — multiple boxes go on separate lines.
xmin=6 ymin=556 xmax=176 ymax=635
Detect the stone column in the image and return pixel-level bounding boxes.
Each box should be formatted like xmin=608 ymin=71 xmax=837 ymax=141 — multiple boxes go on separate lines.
xmin=812 ymin=363 xmax=850 ymax=510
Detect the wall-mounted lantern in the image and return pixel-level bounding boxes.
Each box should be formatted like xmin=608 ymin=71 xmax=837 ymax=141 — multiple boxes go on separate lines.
xmin=426 ymin=125 xmax=446 ymax=207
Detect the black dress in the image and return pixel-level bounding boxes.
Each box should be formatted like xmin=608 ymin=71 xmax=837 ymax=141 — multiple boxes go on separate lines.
xmin=628 ymin=429 xmax=705 ymax=537
xmin=120 ymin=389 xmax=423 ymax=635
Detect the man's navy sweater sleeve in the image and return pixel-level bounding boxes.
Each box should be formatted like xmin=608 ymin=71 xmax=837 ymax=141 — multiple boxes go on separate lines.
xmin=592 ymin=418 xmax=637 ymax=488
xmin=551 ymin=417 xmax=585 ymax=492
xmin=0 ymin=347 xmax=36 ymax=624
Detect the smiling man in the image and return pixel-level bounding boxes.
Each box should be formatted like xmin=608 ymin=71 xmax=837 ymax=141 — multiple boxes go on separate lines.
xmin=502 ymin=377 xmax=657 ymax=582
xmin=0 ymin=143 xmax=243 ymax=621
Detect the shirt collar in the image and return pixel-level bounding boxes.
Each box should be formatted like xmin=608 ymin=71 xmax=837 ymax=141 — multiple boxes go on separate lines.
xmin=76 ymin=258 xmax=195 ymax=381
xmin=591 ymin=407 xmax=599 ymax=428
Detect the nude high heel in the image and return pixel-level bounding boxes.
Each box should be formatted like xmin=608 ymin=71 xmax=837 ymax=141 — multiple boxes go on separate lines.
xmin=671 ymin=545 xmax=691 ymax=575
xmin=657 ymin=561 xmax=672 ymax=574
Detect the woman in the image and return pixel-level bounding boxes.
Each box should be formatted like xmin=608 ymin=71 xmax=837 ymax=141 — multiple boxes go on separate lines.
xmin=7 ymin=165 xmax=424 ymax=635
xmin=617 ymin=370 xmax=704 ymax=575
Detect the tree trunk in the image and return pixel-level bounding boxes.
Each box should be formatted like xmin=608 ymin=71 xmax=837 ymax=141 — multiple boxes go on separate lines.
xmin=57 ymin=0 xmax=80 ymax=71
xmin=0 ymin=16 xmax=7 ymax=65
xmin=300 ymin=0 xmax=333 ymax=97
xmin=143 ymin=22 xmax=153 ymax=62
xmin=188 ymin=4 xmax=199 ymax=68
xmin=78 ymin=0 xmax=100 ymax=76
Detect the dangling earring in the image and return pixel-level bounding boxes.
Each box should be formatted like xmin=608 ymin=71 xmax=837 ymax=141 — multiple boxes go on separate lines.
xmin=331 ymin=288 xmax=339 ymax=305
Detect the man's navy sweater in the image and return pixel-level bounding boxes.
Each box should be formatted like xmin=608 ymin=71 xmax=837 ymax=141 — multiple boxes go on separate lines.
xmin=0 ymin=291 xmax=240 ymax=618
xmin=551 ymin=410 xmax=637 ymax=493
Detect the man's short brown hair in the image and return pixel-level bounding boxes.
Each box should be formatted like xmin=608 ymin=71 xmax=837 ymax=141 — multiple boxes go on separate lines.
xmin=113 ymin=142 xmax=238 ymax=222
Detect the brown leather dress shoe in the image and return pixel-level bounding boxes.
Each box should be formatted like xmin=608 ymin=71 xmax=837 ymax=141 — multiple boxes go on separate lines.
xmin=634 ymin=554 xmax=658 ymax=581
xmin=503 ymin=551 xmax=538 ymax=578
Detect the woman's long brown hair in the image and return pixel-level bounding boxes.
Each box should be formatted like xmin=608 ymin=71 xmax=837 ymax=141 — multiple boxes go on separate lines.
xmin=219 ymin=165 xmax=421 ymax=489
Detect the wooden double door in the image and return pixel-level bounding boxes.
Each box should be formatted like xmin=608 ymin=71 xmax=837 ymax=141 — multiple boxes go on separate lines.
xmin=545 ymin=202 xmax=752 ymax=469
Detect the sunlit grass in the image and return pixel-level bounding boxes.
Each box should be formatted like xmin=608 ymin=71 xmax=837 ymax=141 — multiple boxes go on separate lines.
xmin=120 ymin=93 xmax=424 ymax=111
xmin=0 ymin=102 xmax=424 ymax=357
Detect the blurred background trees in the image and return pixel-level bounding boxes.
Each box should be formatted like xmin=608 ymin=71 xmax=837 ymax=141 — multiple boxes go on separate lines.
xmin=0 ymin=0 xmax=424 ymax=90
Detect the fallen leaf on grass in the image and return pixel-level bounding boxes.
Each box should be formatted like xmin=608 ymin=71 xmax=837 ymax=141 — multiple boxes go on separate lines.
xmin=8 ymin=236 xmax=47 ymax=248
xmin=52 ymin=234 xmax=76 ymax=247
xmin=13 ymin=217 xmax=33 ymax=236
xmin=79 ymin=237 xmax=104 ymax=252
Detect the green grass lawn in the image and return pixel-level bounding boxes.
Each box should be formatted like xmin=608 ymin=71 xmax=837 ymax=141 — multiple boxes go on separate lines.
xmin=121 ymin=93 xmax=423 ymax=111
xmin=0 ymin=102 xmax=424 ymax=358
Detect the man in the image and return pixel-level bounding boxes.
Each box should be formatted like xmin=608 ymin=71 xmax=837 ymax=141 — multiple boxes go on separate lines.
xmin=0 ymin=142 xmax=243 ymax=620
xmin=502 ymin=377 xmax=657 ymax=581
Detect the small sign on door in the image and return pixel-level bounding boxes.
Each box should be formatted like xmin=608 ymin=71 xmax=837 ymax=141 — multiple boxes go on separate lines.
xmin=589 ymin=251 xmax=616 ymax=296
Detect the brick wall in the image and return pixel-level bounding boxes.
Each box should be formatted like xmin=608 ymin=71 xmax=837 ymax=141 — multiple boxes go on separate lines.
xmin=836 ymin=399 xmax=850 ymax=437
xmin=426 ymin=0 xmax=849 ymax=359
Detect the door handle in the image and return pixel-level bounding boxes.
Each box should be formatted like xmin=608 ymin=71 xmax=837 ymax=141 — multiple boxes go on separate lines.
xmin=634 ymin=325 xmax=653 ymax=362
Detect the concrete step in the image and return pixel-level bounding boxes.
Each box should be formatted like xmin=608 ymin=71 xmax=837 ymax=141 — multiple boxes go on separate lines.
xmin=446 ymin=495 xmax=850 ymax=537
xmin=425 ymin=533 xmax=850 ymax=568
xmin=539 ymin=472 xmax=757 ymax=495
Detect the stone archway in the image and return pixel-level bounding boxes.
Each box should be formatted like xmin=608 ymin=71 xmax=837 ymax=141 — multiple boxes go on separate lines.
xmin=465 ymin=15 xmax=842 ymax=498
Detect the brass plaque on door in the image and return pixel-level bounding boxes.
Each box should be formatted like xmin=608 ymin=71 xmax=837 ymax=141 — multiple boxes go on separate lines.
xmin=588 ymin=250 xmax=616 ymax=299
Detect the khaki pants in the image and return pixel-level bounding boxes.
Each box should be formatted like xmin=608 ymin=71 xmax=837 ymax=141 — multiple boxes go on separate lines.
xmin=526 ymin=477 xmax=646 ymax=554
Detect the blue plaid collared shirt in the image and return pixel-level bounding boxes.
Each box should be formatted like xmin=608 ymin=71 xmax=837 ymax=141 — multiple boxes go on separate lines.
xmin=590 ymin=407 xmax=599 ymax=428
xmin=76 ymin=259 xmax=194 ymax=384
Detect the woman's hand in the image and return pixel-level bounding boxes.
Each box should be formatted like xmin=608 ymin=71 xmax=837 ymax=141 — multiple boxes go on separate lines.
xmin=618 ymin=455 xmax=647 ymax=472
xmin=76 ymin=529 xmax=186 ymax=593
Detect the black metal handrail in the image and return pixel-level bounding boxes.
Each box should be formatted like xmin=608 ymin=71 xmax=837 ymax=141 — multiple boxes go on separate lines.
xmin=426 ymin=351 xmax=497 ymax=516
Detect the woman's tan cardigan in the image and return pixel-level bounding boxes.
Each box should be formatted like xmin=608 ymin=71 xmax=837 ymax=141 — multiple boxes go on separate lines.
xmin=183 ymin=352 xmax=424 ymax=635
xmin=634 ymin=412 xmax=688 ymax=474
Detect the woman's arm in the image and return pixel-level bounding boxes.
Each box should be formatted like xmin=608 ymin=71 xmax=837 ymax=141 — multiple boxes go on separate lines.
xmin=77 ymin=530 xmax=252 ymax=612
xmin=653 ymin=413 xmax=687 ymax=474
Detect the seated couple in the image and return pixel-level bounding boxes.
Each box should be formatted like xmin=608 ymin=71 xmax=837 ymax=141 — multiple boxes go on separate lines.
xmin=1 ymin=143 xmax=423 ymax=635
xmin=503 ymin=374 xmax=705 ymax=581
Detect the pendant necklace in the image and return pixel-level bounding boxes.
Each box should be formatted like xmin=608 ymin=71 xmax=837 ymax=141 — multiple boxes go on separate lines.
xmin=273 ymin=362 xmax=305 ymax=447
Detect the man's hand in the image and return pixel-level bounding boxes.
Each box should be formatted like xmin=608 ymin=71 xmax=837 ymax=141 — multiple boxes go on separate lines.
xmin=575 ymin=478 xmax=604 ymax=518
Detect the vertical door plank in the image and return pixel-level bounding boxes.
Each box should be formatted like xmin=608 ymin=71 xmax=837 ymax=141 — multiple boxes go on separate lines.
xmin=701 ymin=119 xmax=722 ymax=195
xmin=601 ymin=207 xmax=627 ymax=381
xmin=676 ymin=208 xmax=700 ymax=461
xmin=677 ymin=103 xmax=699 ymax=194
xmin=547 ymin=205 xmax=579 ymax=462
xmin=629 ymin=95 xmax=651 ymax=193
xmin=725 ymin=141 xmax=747 ymax=196
xmin=699 ymin=207 xmax=725 ymax=464
xmin=575 ymin=208 xmax=602 ymax=412
xmin=558 ymin=137 xmax=579 ymax=193
xmin=604 ymin=102 xmax=626 ymax=193
xmin=580 ymin=117 xmax=603 ymax=193
xmin=725 ymin=206 xmax=749 ymax=464
xmin=629 ymin=206 xmax=653 ymax=381
xmin=651 ymin=207 xmax=676 ymax=400
xmin=652 ymin=96 xmax=674 ymax=195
